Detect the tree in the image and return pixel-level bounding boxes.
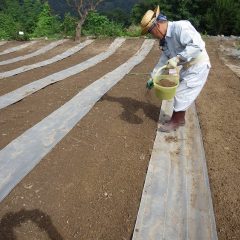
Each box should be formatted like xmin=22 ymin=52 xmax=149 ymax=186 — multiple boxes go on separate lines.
xmin=204 ymin=0 xmax=240 ymax=35
xmin=103 ymin=8 xmax=130 ymax=27
xmin=0 ymin=12 xmax=20 ymax=39
xmin=0 ymin=0 xmax=22 ymax=39
xmin=82 ymin=11 xmax=124 ymax=36
xmin=33 ymin=2 xmax=61 ymax=37
xmin=66 ymin=0 xmax=104 ymax=41
xmin=131 ymin=0 xmax=173 ymax=25
xmin=19 ymin=0 xmax=43 ymax=34
xmin=62 ymin=12 xmax=78 ymax=37
xmin=2 ymin=0 xmax=21 ymax=21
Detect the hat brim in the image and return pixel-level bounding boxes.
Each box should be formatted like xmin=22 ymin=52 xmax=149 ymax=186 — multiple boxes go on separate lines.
xmin=154 ymin=6 xmax=160 ymax=18
xmin=141 ymin=28 xmax=148 ymax=35
xmin=141 ymin=18 xmax=156 ymax=35
xmin=141 ymin=6 xmax=160 ymax=35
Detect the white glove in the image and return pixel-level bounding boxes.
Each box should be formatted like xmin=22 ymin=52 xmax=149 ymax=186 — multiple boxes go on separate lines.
xmin=167 ymin=56 xmax=180 ymax=68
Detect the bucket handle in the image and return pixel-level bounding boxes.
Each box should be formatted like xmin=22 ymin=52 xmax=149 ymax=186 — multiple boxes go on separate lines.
xmin=153 ymin=65 xmax=167 ymax=78
xmin=154 ymin=65 xmax=180 ymax=78
xmin=152 ymin=65 xmax=180 ymax=88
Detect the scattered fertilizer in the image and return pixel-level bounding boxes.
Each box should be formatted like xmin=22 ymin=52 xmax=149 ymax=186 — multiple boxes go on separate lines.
xmin=165 ymin=136 xmax=178 ymax=143
xmin=158 ymin=79 xmax=177 ymax=87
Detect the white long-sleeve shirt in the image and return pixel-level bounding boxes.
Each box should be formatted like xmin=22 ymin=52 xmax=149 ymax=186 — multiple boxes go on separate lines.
xmin=152 ymin=20 xmax=209 ymax=77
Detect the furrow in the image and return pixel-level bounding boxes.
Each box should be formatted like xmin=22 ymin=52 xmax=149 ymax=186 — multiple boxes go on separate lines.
xmin=0 ymin=41 xmax=37 ymax=56
xmin=0 ymin=39 xmax=154 ymax=203
xmin=0 ymin=39 xmax=68 ymax=66
xmin=0 ymin=40 xmax=94 ymax=79
xmin=0 ymin=38 xmax=125 ymax=109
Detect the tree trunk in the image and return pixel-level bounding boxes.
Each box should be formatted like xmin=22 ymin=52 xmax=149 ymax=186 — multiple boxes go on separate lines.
xmin=75 ymin=21 xmax=82 ymax=42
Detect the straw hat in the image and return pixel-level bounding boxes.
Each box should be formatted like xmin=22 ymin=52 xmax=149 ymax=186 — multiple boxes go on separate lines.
xmin=140 ymin=6 xmax=160 ymax=35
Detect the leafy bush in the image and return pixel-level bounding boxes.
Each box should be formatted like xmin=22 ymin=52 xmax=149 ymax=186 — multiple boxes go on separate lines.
xmin=82 ymin=11 xmax=125 ymax=37
xmin=19 ymin=0 xmax=43 ymax=34
xmin=62 ymin=12 xmax=77 ymax=37
xmin=32 ymin=2 xmax=61 ymax=38
xmin=125 ymin=25 xmax=141 ymax=37
xmin=204 ymin=0 xmax=239 ymax=35
xmin=131 ymin=0 xmax=173 ymax=25
xmin=233 ymin=8 xmax=240 ymax=36
xmin=0 ymin=13 xmax=20 ymax=40
xmin=14 ymin=32 xmax=30 ymax=41
xmin=0 ymin=0 xmax=42 ymax=40
xmin=102 ymin=8 xmax=131 ymax=27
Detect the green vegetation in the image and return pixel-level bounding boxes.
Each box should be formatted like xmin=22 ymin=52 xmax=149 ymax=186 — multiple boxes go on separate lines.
xmin=62 ymin=13 xmax=77 ymax=37
xmin=0 ymin=12 xmax=19 ymax=40
xmin=0 ymin=0 xmax=239 ymax=40
xmin=131 ymin=0 xmax=240 ymax=35
xmin=82 ymin=11 xmax=125 ymax=37
xmin=32 ymin=2 xmax=61 ymax=38
xmin=0 ymin=0 xmax=44 ymax=40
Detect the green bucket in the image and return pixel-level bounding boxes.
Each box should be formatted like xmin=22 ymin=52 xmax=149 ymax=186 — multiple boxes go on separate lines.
xmin=152 ymin=66 xmax=179 ymax=100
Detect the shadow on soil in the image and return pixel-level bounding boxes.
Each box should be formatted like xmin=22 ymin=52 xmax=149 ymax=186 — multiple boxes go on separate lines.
xmin=0 ymin=209 xmax=63 ymax=240
xmin=100 ymin=94 xmax=160 ymax=124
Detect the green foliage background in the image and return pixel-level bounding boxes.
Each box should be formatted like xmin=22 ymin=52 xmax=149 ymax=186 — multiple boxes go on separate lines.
xmin=82 ymin=11 xmax=125 ymax=37
xmin=32 ymin=2 xmax=61 ymax=38
xmin=0 ymin=0 xmax=239 ymax=40
xmin=131 ymin=0 xmax=240 ymax=35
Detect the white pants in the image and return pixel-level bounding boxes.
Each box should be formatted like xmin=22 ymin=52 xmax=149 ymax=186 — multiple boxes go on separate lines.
xmin=174 ymin=62 xmax=211 ymax=112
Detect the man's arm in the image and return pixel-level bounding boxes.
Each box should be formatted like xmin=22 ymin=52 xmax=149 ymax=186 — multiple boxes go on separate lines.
xmin=176 ymin=22 xmax=205 ymax=62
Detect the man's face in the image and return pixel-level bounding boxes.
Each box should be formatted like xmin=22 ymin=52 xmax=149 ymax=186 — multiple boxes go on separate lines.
xmin=149 ymin=22 xmax=164 ymax=39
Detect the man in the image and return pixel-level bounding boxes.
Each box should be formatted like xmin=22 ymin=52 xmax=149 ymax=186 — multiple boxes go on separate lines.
xmin=141 ymin=6 xmax=211 ymax=132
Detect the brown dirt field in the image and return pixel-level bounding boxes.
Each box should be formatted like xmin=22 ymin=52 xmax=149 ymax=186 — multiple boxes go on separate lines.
xmin=0 ymin=39 xmax=113 ymax=95
xmin=0 ymin=39 xmax=144 ymax=149
xmin=0 ymin=41 xmax=22 ymax=53
xmin=197 ymin=38 xmax=240 ymax=239
xmin=0 ymin=41 xmax=50 ymax=62
xmin=0 ymin=40 xmax=83 ymax=72
xmin=218 ymin=38 xmax=240 ymax=67
xmin=0 ymin=39 xmax=160 ymax=240
xmin=0 ymin=38 xmax=239 ymax=240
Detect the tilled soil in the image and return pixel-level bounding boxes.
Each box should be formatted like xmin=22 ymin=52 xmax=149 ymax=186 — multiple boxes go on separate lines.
xmin=0 ymin=39 xmax=144 ymax=149
xmin=196 ymin=38 xmax=240 ymax=240
xmin=0 ymin=39 xmax=160 ymax=240
xmin=0 ymin=38 xmax=239 ymax=240
xmin=0 ymin=40 xmax=77 ymax=71
xmin=0 ymin=41 xmax=50 ymax=63
xmin=0 ymin=39 xmax=112 ymax=95
xmin=0 ymin=41 xmax=24 ymax=55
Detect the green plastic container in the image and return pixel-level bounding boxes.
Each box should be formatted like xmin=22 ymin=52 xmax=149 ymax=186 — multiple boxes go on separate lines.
xmin=153 ymin=66 xmax=179 ymax=100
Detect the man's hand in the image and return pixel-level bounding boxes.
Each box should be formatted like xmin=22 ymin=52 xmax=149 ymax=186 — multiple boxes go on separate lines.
xmin=146 ymin=78 xmax=154 ymax=90
xmin=167 ymin=56 xmax=180 ymax=68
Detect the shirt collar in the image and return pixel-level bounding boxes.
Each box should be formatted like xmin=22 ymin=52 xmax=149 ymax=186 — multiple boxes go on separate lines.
xmin=166 ymin=21 xmax=173 ymax=38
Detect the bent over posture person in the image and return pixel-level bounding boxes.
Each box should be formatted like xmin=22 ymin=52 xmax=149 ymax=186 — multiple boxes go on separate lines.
xmin=141 ymin=6 xmax=211 ymax=132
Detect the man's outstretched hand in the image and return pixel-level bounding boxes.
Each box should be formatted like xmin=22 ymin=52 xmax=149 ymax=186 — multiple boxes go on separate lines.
xmin=167 ymin=56 xmax=180 ymax=68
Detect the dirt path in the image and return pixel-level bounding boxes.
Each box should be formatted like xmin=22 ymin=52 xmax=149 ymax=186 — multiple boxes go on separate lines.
xmin=196 ymin=38 xmax=240 ymax=240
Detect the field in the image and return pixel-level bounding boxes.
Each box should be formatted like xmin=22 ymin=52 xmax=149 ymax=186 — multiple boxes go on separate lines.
xmin=0 ymin=37 xmax=239 ymax=240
